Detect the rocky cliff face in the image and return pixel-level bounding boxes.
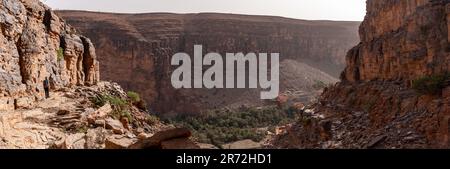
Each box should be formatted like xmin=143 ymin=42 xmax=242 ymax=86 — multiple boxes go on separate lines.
xmin=0 ymin=0 xmax=197 ymax=149
xmin=343 ymin=0 xmax=449 ymax=82
xmin=56 ymin=11 xmax=360 ymax=115
xmin=0 ymin=0 xmax=99 ymax=111
xmin=272 ymin=0 xmax=450 ymax=149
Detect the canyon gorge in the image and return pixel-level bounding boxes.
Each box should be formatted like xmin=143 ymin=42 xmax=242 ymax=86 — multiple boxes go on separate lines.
xmin=1 ymin=0 xmax=448 ymax=149
xmin=56 ymin=11 xmax=360 ymax=115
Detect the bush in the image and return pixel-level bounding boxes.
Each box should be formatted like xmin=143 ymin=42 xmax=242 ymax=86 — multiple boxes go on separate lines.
xmin=57 ymin=47 xmax=64 ymax=61
xmin=127 ymin=91 xmax=148 ymax=110
xmin=127 ymin=91 xmax=141 ymax=103
xmin=412 ymin=73 xmax=449 ymax=95
xmin=90 ymin=94 xmax=131 ymax=121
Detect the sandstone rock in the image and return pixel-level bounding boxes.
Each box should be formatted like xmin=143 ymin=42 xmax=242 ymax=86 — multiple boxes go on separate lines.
xmin=222 ymin=139 xmax=262 ymax=149
xmin=160 ymin=138 xmax=200 ymax=149
xmin=120 ymin=117 xmax=130 ymax=130
xmin=137 ymin=133 xmax=149 ymax=140
xmin=50 ymin=138 xmax=66 ymax=149
xmin=0 ymin=98 xmax=14 ymax=111
xmin=105 ymin=135 xmax=135 ymax=149
xmin=57 ymin=109 xmax=70 ymax=115
xmin=94 ymin=119 xmax=106 ymax=128
xmin=105 ymin=118 xmax=125 ymax=134
xmin=0 ymin=0 xmax=99 ymax=101
xmin=63 ymin=133 xmax=86 ymax=149
xmin=85 ymin=128 xmax=106 ymax=149
xmin=14 ymin=97 xmax=34 ymax=109
xmin=128 ymin=128 xmax=192 ymax=149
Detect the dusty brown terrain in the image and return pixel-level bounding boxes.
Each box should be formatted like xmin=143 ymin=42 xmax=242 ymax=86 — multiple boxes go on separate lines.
xmin=272 ymin=0 xmax=450 ymax=149
xmin=56 ymin=11 xmax=360 ymax=115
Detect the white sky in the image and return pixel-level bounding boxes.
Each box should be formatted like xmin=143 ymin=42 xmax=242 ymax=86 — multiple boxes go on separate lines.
xmin=42 ymin=0 xmax=366 ymax=21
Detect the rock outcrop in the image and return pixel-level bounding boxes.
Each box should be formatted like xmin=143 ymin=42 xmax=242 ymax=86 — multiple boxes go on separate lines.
xmin=343 ymin=0 xmax=449 ymax=82
xmin=56 ymin=11 xmax=360 ymax=115
xmin=0 ymin=0 xmax=100 ymax=111
xmin=272 ymin=0 xmax=450 ymax=149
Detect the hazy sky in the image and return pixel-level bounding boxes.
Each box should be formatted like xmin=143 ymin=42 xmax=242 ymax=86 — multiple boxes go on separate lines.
xmin=42 ymin=0 xmax=366 ymax=21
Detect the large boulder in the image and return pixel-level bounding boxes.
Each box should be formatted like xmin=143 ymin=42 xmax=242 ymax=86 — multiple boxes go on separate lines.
xmin=105 ymin=135 xmax=135 ymax=149
xmin=128 ymin=128 xmax=195 ymax=149
xmin=105 ymin=118 xmax=125 ymax=134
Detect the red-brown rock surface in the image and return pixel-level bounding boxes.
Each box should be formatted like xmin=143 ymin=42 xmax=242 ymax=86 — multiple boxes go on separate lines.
xmin=272 ymin=0 xmax=450 ymax=149
xmin=0 ymin=0 xmax=99 ymax=111
xmin=56 ymin=11 xmax=360 ymax=115
xmin=343 ymin=0 xmax=449 ymax=82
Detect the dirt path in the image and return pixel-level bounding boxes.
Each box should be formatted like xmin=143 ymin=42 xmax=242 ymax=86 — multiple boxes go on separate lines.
xmin=0 ymin=92 xmax=74 ymax=149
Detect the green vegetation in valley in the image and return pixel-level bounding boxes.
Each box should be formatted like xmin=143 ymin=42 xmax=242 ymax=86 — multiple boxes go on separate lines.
xmin=165 ymin=106 xmax=299 ymax=145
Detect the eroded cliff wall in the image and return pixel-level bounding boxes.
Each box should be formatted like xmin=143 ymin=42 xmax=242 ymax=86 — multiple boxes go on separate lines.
xmin=0 ymin=0 xmax=99 ymax=111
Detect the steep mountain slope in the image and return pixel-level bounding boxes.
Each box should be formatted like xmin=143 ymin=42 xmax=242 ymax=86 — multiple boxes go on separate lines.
xmin=272 ymin=0 xmax=450 ymax=149
xmin=56 ymin=11 xmax=360 ymax=115
xmin=0 ymin=0 xmax=99 ymax=111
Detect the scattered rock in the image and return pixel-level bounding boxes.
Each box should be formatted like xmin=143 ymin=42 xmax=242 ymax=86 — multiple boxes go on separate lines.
xmin=366 ymin=135 xmax=387 ymax=149
xmin=105 ymin=135 xmax=135 ymax=149
xmin=105 ymin=118 xmax=125 ymax=134
xmin=62 ymin=133 xmax=86 ymax=149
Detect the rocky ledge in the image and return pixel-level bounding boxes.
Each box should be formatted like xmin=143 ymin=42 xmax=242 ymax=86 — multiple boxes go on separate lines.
xmin=0 ymin=81 xmax=198 ymax=149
